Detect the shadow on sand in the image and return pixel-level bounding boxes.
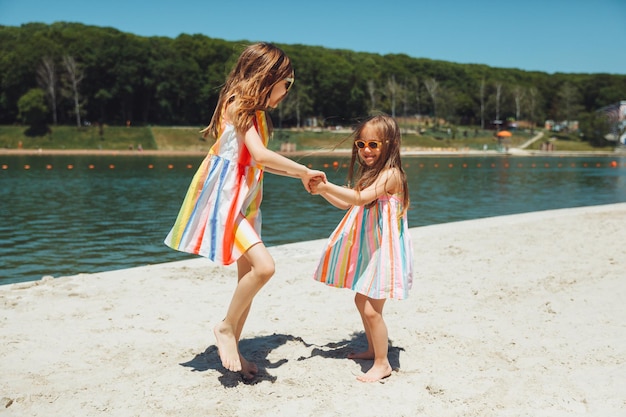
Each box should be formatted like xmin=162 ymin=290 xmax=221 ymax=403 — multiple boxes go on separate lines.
xmin=180 ymin=332 xmax=404 ymax=387
xmin=180 ymin=333 xmax=299 ymax=387
xmin=296 ymin=331 xmax=404 ymax=375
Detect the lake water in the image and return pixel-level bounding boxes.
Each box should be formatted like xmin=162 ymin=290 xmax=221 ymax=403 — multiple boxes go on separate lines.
xmin=1 ymin=153 xmax=625 ymax=285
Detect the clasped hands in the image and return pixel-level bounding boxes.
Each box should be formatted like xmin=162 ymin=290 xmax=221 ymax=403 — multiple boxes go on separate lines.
xmin=301 ymin=169 xmax=328 ymax=194
xmin=308 ymin=175 xmax=326 ymax=195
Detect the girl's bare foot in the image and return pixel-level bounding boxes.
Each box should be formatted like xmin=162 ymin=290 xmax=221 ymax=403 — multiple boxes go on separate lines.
xmin=213 ymin=323 xmax=242 ymax=372
xmin=348 ymin=350 xmax=374 ymax=360
xmin=357 ymin=363 xmax=392 ymax=383
xmin=239 ymin=355 xmax=258 ymax=380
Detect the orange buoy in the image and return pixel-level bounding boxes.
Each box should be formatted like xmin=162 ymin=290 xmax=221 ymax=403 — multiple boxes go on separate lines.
xmin=67 ymin=164 xmax=74 ymax=170
xmin=109 ymin=164 xmax=115 ymax=169
xmin=24 ymin=164 xmax=30 ymax=170
xmin=610 ymin=161 xmax=617 ymax=168
xmin=46 ymin=164 xmax=53 ymax=170
xmin=168 ymin=164 xmax=174 ymax=169
xmin=148 ymin=164 xmax=154 ymax=169
xmin=88 ymin=164 xmax=95 ymax=169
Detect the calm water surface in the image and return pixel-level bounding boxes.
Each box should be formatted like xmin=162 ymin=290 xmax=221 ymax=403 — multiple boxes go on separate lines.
xmin=1 ymin=153 xmax=625 ymax=284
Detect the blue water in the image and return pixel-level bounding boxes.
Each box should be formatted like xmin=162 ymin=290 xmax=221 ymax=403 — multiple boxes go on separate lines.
xmin=1 ymin=153 xmax=625 ymax=285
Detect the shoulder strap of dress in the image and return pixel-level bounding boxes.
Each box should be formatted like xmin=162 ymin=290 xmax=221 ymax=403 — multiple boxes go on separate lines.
xmin=254 ymin=110 xmax=270 ymax=146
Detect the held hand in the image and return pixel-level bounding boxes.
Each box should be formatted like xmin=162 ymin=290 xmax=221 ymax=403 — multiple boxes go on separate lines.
xmin=308 ymin=176 xmax=326 ymax=195
xmin=302 ymin=169 xmax=327 ymax=193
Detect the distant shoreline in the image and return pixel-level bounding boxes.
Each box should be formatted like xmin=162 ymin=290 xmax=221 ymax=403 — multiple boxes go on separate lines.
xmin=0 ymin=149 xmax=207 ymax=157
xmin=0 ymin=148 xmax=622 ymax=158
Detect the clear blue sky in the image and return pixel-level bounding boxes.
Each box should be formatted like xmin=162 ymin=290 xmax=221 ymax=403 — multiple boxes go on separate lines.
xmin=1 ymin=0 xmax=624 ymax=74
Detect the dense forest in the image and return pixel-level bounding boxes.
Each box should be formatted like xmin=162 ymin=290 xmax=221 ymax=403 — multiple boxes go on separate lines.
xmin=1 ymin=22 xmax=625 ymax=143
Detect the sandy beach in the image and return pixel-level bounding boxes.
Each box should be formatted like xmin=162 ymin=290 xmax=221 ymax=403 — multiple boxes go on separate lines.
xmin=2 ymin=203 xmax=625 ymax=416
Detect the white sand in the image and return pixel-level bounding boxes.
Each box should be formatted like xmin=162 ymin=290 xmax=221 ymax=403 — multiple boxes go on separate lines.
xmin=2 ymin=203 xmax=625 ymax=417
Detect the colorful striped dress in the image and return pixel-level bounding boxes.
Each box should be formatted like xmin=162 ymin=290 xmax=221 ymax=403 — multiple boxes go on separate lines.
xmin=313 ymin=195 xmax=414 ymax=300
xmin=164 ymin=111 xmax=269 ymax=265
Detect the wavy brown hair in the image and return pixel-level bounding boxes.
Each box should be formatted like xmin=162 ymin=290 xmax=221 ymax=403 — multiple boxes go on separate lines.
xmin=346 ymin=114 xmax=409 ymax=214
xmin=202 ymin=42 xmax=294 ymax=138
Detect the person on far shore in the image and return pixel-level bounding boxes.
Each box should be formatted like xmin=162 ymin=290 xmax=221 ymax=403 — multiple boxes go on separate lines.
xmin=164 ymin=42 xmax=326 ymax=380
xmin=309 ymin=114 xmax=414 ymax=382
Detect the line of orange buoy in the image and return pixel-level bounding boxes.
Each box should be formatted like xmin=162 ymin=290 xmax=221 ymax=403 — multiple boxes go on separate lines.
xmin=1 ymin=161 xmax=625 ymax=170
xmin=0 ymin=163 xmax=198 ymax=170
xmin=307 ymin=160 xmax=626 ymax=170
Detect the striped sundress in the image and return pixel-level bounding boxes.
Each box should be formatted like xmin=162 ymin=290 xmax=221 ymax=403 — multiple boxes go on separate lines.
xmin=164 ymin=111 xmax=269 ymax=265
xmin=313 ymin=195 xmax=414 ymax=300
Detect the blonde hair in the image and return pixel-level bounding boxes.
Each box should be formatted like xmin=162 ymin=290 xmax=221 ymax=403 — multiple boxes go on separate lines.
xmin=347 ymin=114 xmax=410 ymax=213
xmin=202 ymin=42 xmax=293 ymax=138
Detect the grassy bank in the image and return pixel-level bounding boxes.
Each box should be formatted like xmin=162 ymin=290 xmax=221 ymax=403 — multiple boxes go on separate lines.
xmin=0 ymin=125 xmax=157 ymax=151
xmin=0 ymin=124 xmax=615 ymax=153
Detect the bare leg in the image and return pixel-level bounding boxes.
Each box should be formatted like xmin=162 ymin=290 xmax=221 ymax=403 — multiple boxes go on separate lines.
xmin=354 ymin=296 xmax=392 ymax=382
xmin=234 ymin=256 xmax=258 ymax=379
xmin=236 ymin=304 xmax=258 ymax=379
xmin=348 ymin=293 xmax=375 ymax=360
xmin=214 ymin=243 xmax=274 ymax=373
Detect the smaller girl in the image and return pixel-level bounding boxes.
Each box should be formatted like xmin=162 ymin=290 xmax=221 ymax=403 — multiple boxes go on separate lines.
xmin=309 ymin=114 xmax=414 ymax=382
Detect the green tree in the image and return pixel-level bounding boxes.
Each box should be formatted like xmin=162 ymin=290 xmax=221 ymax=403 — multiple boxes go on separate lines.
xmin=386 ymin=75 xmax=399 ymax=118
xmin=37 ymin=56 xmax=58 ymax=125
xmin=424 ymin=78 xmax=439 ymax=126
xmin=579 ymin=111 xmax=611 ymax=147
xmin=2 ymin=22 xmax=626 ymax=129
xmin=556 ymin=82 xmax=584 ymax=124
xmin=18 ymin=88 xmax=49 ymax=135
xmin=280 ymin=82 xmax=313 ymax=127
xmin=62 ymin=55 xmax=84 ymax=127
xmin=479 ymin=78 xmax=486 ymax=128
xmin=526 ymin=87 xmax=543 ymax=133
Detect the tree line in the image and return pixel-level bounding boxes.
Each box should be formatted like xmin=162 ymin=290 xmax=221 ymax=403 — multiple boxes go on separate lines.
xmin=1 ymin=22 xmax=625 ymax=143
